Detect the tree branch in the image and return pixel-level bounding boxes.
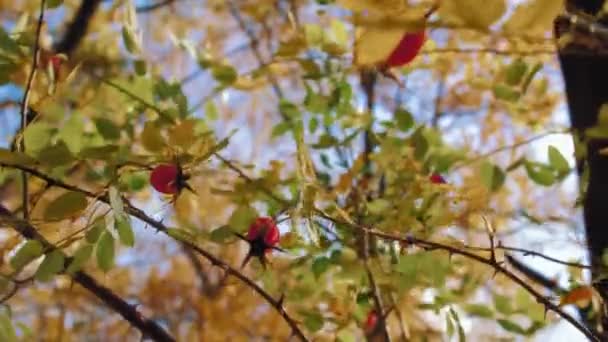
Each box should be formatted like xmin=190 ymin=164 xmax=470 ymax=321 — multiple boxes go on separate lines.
xmin=0 ymin=205 xmax=175 ymax=342
xmin=315 ymin=213 xmax=602 ymax=342
xmin=17 ymin=0 xmax=46 ymax=220
xmin=0 ymin=162 xmax=308 ymax=341
xmin=54 ymin=0 xmax=102 ymax=55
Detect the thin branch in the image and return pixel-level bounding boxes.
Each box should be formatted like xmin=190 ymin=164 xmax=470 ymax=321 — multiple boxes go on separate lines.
xmin=17 ymin=0 xmax=46 ymax=220
xmin=227 ymin=0 xmax=284 ymax=99
xmin=54 ymin=0 xmax=102 ymax=55
xmin=315 ymin=215 xmax=601 ymax=342
xmin=451 ymin=129 xmax=571 ymax=170
xmin=0 ymin=205 xmax=175 ymax=342
xmin=0 ymin=162 xmax=307 ymax=341
xmin=136 ymin=0 xmax=175 ymax=13
xmin=465 ymin=244 xmax=591 ymax=269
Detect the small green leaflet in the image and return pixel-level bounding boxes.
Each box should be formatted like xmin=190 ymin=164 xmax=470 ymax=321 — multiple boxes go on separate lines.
xmin=480 ymin=161 xmax=505 ymax=192
xmin=547 ymin=145 xmax=570 ymax=178
xmin=96 ymin=231 xmax=115 ymax=272
xmin=34 ymin=250 xmax=65 ymax=282
xmin=43 ymin=191 xmax=88 ymax=221
xmin=524 ymin=160 xmax=555 ymax=186
xmin=115 ymin=216 xmax=135 ymax=247
xmin=0 ymin=311 xmax=17 ymax=342
xmin=10 ymin=240 xmax=43 ymax=271
xmin=66 ymin=244 xmax=94 ymax=274
xmin=312 ymin=256 xmax=331 ymax=278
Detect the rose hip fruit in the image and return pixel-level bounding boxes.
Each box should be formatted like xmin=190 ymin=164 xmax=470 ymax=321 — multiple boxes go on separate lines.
xmin=385 ymin=30 xmax=426 ymax=68
xmin=429 ymin=172 xmax=446 ymax=184
xmin=150 ymin=163 xmax=193 ymax=196
xmin=235 ymin=217 xmax=283 ymax=269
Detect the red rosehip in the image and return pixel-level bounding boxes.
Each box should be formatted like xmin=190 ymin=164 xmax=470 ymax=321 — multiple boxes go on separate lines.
xmin=150 ymin=163 xmax=193 ymax=196
xmin=429 ymin=172 xmax=446 ymax=184
xmin=235 ymin=217 xmax=283 ymax=269
xmin=365 ymin=310 xmax=378 ymax=333
xmin=385 ymin=30 xmax=426 ymax=68
xmin=49 ymin=55 xmax=62 ymax=75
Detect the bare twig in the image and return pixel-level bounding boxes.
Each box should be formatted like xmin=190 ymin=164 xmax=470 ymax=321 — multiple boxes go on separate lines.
xmin=451 ymin=129 xmax=571 ymax=170
xmin=136 ymin=0 xmax=176 ymax=13
xmin=465 ymin=244 xmax=591 ymax=269
xmin=17 ymin=0 xmax=46 ymax=220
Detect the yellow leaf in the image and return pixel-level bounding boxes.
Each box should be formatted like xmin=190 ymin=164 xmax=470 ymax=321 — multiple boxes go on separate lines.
xmin=503 ymin=0 xmax=565 ymax=35
xmin=354 ymin=25 xmax=407 ymax=66
xmin=168 ymin=119 xmax=196 ymax=149
xmin=438 ymin=0 xmax=507 ymax=29
xmin=337 ymin=0 xmax=406 ymax=13
xmin=560 ymin=286 xmax=594 ymax=307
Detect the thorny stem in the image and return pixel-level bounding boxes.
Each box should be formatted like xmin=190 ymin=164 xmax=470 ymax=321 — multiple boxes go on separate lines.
xmin=17 ymin=0 xmax=46 ymax=220
xmin=317 ymin=213 xmax=602 ymax=342
xmin=0 ymin=162 xmax=308 ymax=341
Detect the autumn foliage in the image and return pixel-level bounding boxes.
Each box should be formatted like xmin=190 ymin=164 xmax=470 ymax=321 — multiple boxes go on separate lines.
xmin=0 ymin=0 xmax=602 ymax=341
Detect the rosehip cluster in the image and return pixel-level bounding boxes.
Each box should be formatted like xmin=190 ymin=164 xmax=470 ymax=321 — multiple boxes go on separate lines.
xmin=150 ymin=163 xmax=194 ymax=198
xmin=235 ymin=217 xmax=283 ymax=269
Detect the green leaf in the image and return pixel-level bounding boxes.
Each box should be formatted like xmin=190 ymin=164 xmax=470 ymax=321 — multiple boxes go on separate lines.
xmin=46 ymin=0 xmax=63 ymax=8
xmin=497 ymin=319 xmax=527 ymax=335
xmin=44 ymin=191 xmax=88 ymax=221
xmin=463 ymin=304 xmax=494 ymax=318
xmin=302 ymin=310 xmax=324 ymax=332
xmin=395 ymin=108 xmax=414 ymax=132
xmin=134 ymin=59 xmax=147 ymax=75
xmin=115 ymin=216 xmax=135 ymax=247
xmin=548 ymin=145 xmax=570 ymax=176
xmin=312 ymin=257 xmax=331 ymax=278
xmin=211 ymin=64 xmax=237 ymax=85
xmin=94 ymin=118 xmax=121 ymax=141
xmin=312 ymin=134 xmax=339 ymax=149
xmin=122 ymin=26 xmax=141 ymax=54
xmin=505 ymin=59 xmax=528 ymax=86
xmin=522 ymin=62 xmax=542 ymax=93
xmin=271 ymin=122 xmax=292 ymax=138
xmin=480 ymin=161 xmax=505 ymax=192
xmin=58 ymin=115 xmax=84 ymax=153
xmin=0 ymin=26 xmax=21 ymax=57
xmin=0 ymin=312 xmax=17 ymax=342
xmin=367 ymin=198 xmax=391 ymax=214
xmin=23 ymin=122 xmax=53 ymax=155
xmin=96 ymin=231 xmax=115 ymax=272
xmin=412 ymin=130 xmax=429 ymax=161
xmin=66 ymin=244 xmax=94 ymax=274
xmin=524 ymin=161 xmax=555 ymax=186
xmin=209 ymin=225 xmax=234 ymax=243
xmin=492 ymin=84 xmax=520 ymax=102
xmin=0 ymin=148 xmax=37 ymax=165
xmin=79 ymin=145 xmax=119 ymax=160
xmin=85 ymin=219 xmax=105 ymax=243
xmin=10 ymin=240 xmax=43 ymax=271
xmin=37 ymin=141 xmax=74 ymax=167
xmin=449 ymin=308 xmax=466 ymax=342
xmin=493 ymin=293 xmax=513 ymax=315
xmin=228 ymin=206 xmax=258 ymax=232
xmin=34 ymin=250 xmax=65 ymax=282
xmin=108 ymin=186 xmax=124 ymax=216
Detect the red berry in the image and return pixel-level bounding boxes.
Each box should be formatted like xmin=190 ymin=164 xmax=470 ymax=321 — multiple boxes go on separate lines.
xmin=385 ymin=30 xmax=426 ymax=67
xmin=429 ymin=173 xmax=446 ymax=184
xmin=49 ymin=55 xmax=62 ymax=74
xmin=365 ymin=310 xmax=378 ymax=332
xmin=150 ymin=164 xmax=180 ymax=194
xmin=236 ymin=217 xmax=282 ymax=269
xmin=247 ymin=217 xmax=280 ymax=248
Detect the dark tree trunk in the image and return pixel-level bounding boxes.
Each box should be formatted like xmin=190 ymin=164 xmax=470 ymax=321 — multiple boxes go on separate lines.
xmin=555 ymin=0 xmax=608 ymax=335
